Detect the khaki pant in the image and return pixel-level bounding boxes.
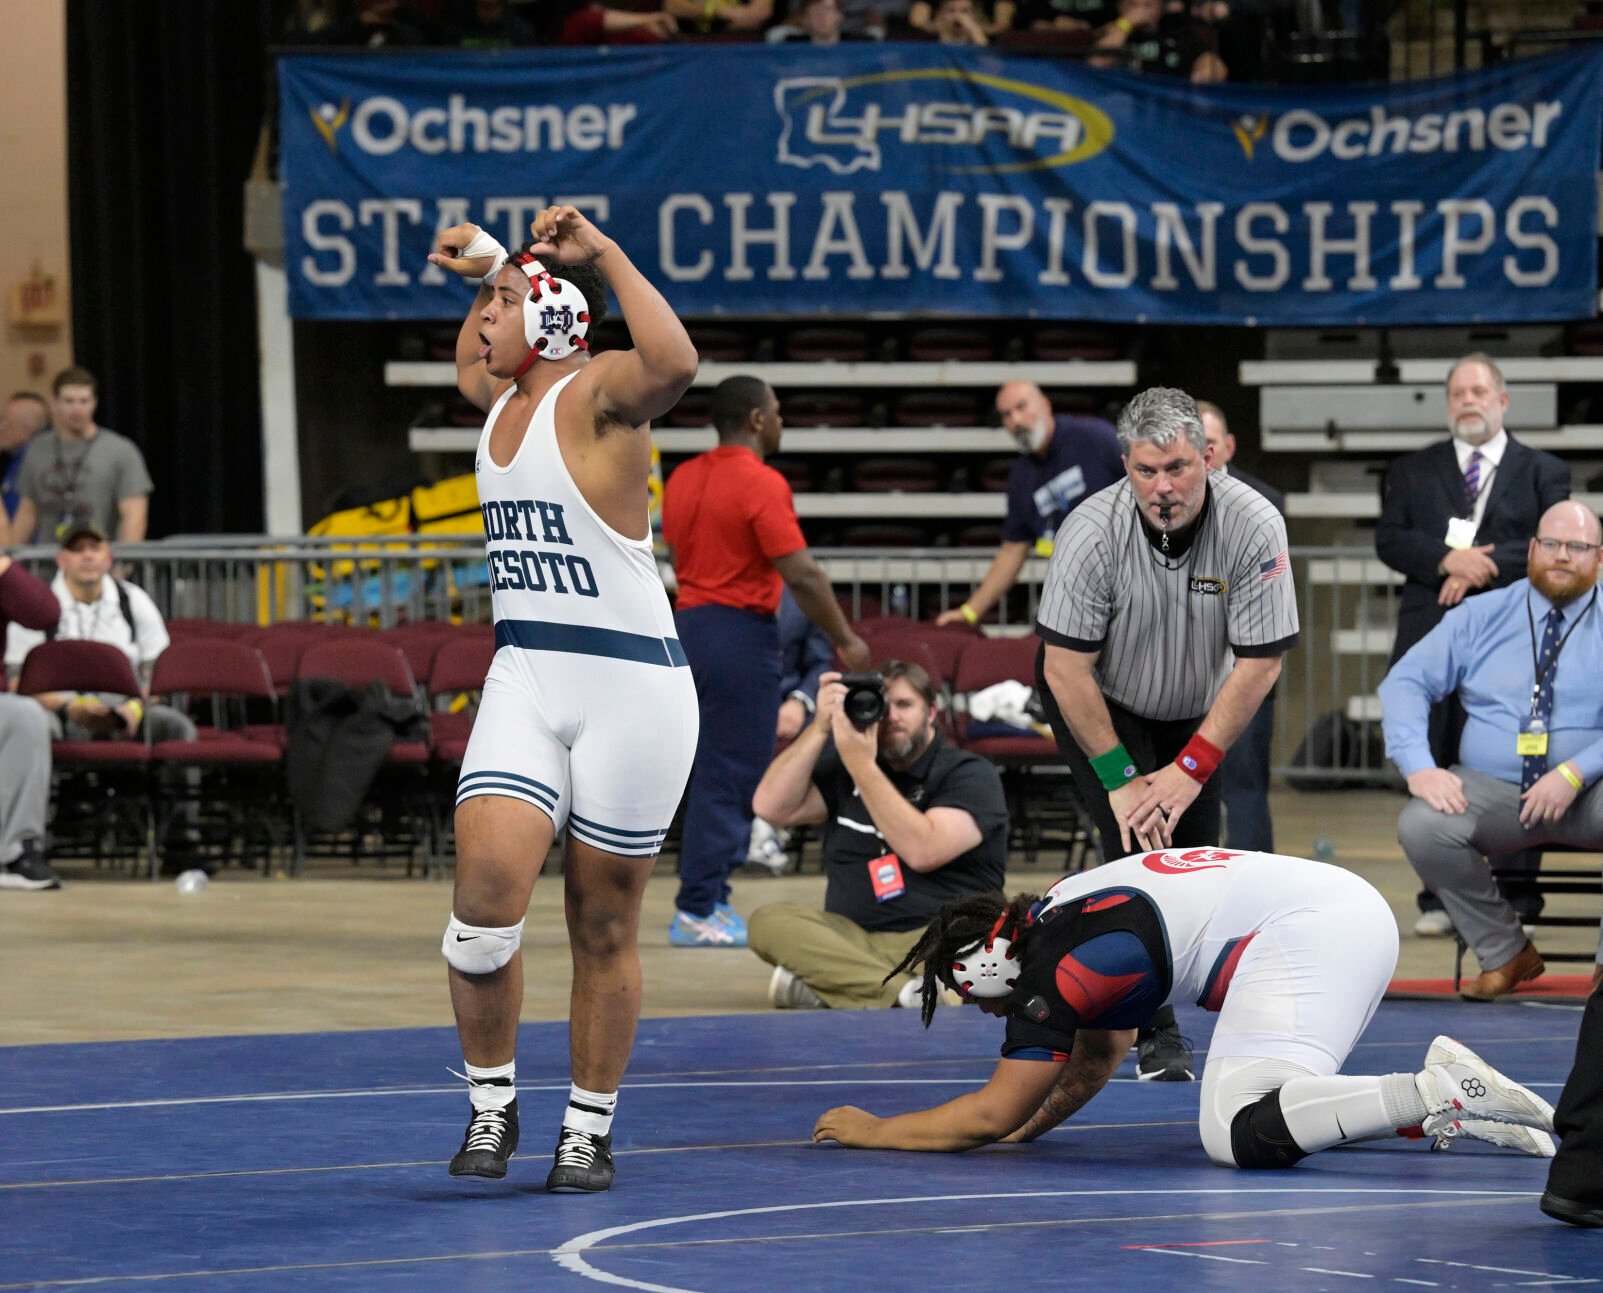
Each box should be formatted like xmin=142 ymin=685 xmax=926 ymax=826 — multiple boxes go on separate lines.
xmin=748 ymin=902 xmax=922 ymax=1008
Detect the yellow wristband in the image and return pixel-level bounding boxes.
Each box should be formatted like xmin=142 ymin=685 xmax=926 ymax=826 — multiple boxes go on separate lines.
xmin=959 ymin=602 xmax=979 ymax=626
xmin=1559 ymin=762 xmax=1584 ymax=790
xmin=1114 ymin=15 xmax=1133 ymax=32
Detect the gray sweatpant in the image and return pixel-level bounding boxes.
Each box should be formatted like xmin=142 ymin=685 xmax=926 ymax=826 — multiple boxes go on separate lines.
xmin=1399 ymin=764 xmax=1603 ymax=972
xmin=0 ymin=694 xmax=51 ymax=863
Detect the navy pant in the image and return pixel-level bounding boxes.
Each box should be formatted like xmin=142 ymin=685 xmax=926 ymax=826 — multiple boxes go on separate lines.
xmin=674 ymin=605 xmax=781 ymax=917
xmin=1220 ymin=691 xmax=1275 ymax=853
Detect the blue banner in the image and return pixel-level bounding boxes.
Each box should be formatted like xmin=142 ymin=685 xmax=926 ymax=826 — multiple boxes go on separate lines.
xmin=279 ymin=45 xmax=1603 ymax=325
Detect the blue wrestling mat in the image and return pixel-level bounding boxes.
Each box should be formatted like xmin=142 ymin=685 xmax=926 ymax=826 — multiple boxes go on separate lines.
xmin=1 ymin=1001 xmax=1596 ymax=1290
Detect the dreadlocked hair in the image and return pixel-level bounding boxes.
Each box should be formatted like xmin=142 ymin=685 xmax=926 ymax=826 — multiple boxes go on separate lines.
xmin=882 ymin=891 xmax=1042 ymax=1027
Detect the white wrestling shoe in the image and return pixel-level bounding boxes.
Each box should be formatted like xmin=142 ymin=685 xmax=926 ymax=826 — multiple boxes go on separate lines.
xmin=1416 ymin=1034 xmax=1555 ymax=1149
xmin=1423 ymin=1035 xmax=1555 ymax=1156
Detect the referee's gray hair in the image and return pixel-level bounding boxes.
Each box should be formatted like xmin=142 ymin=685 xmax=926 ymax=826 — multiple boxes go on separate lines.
xmin=1115 ymin=387 xmax=1206 ymax=455
xmin=1447 ymin=352 xmax=1506 ymax=393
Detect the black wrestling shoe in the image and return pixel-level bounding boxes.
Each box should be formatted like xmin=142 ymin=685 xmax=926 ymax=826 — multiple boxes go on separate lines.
xmin=1136 ymin=1019 xmax=1196 ymax=1082
xmin=546 ymin=1126 xmax=615 ymax=1193
xmin=1542 ymin=1191 xmax=1603 ymax=1228
xmin=448 ymin=1097 xmax=519 ymax=1178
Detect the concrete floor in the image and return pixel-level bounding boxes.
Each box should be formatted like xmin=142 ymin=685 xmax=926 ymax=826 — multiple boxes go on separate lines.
xmin=2 ymin=787 xmax=1596 ymax=1047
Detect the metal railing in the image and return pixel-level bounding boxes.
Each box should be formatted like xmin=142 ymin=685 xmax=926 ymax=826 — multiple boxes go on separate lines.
xmin=13 ymin=537 xmax=1403 ymax=785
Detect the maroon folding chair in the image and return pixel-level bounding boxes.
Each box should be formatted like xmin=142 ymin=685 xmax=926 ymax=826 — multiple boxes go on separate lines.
xmin=953 ymin=633 xmax=1094 ymax=869
xmin=293 ymin=637 xmax=434 ymax=873
xmin=149 ymin=638 xmax=285 ymax=872
xmin=427 ymin=634 xmax=497 ymax=766
xmin=15 ymin=639 xmax=155 ymax=874
xmin=381 ymin=621 xmax=460 ymax=690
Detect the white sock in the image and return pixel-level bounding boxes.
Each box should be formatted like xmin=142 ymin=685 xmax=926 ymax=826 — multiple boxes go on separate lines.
xmin=564 ymin=1084 xmax=618 ymax=1138
xmin=464 ymin=1059 xmax=516 ymax=1112
xmin=1276 ymin=1073 xmax=1426 ymax=1152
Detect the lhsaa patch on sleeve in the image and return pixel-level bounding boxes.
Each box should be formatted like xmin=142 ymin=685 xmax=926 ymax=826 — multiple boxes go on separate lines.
xmin=1189 ymin=576 xmax=1226 ymax=596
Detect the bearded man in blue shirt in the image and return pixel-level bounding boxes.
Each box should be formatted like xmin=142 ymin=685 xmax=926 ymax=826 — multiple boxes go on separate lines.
xmin=1381 ymin=500 xmax=1603 ymax=1002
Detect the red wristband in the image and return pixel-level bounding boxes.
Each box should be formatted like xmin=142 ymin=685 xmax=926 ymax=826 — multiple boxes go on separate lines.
xmin=1176 ymin=734 xmax=1223 ymax=784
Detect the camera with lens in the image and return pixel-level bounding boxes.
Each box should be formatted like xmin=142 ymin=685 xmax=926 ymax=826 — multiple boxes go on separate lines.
xmin=839 ymin=672 xmax=887 ymax=729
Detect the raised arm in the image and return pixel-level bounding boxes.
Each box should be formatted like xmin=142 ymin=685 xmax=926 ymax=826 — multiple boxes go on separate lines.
xmin=528 ymin=205 xmax=698 ymax=429
xmin=427 ymin=221 xmax=510 ymax=412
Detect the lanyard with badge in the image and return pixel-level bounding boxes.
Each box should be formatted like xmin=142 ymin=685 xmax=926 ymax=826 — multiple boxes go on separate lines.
xmin=1518 ymin=589 xmax=1596 ymax=756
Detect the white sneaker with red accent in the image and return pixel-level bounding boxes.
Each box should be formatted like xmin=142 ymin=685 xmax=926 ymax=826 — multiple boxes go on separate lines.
xmin=1416 ymin=1035 xmax=1554 ymax=1143
xmin=1423 ymin=1035 xmax=1555 ymax=1156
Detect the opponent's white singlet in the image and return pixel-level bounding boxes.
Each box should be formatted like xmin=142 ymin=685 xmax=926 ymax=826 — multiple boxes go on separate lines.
xmin=456 ymin=372 xmax=699 ymax=856
xmin=1039 ymin=848 xmax=1398 ymax=1074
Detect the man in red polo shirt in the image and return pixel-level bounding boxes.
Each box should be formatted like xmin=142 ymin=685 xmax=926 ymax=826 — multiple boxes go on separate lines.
xmin=663 ymin=375 xmax=870 ymax=946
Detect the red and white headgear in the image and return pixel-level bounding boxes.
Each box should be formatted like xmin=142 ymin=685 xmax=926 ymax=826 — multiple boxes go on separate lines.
xmin=950 ymin=912 xmax=1021 ymax=1000
xmin=506 ymin=251 xmax=591 ymax=377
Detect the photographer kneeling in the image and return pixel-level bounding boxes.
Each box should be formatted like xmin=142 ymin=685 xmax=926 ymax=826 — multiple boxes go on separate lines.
xmin=748 ymin=661 xmax=1009 ymax=1009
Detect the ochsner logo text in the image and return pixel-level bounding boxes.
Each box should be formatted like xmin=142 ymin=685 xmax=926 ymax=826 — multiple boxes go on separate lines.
xmin=338 ymin=94 xmax=639 ymax=156
xmin=1263 ymin=99 xmax=1562 ymax=163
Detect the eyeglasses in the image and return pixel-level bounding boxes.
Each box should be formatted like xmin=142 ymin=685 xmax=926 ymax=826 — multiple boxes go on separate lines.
xmin=1534 ymin=537 xmax=1601 ymax=557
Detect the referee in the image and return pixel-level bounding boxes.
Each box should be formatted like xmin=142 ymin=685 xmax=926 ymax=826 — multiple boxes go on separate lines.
xmin=1034 ymin=386 xmax=1298 ymax=1081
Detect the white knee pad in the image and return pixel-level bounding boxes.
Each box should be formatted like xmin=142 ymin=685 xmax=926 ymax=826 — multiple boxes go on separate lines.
xmin=442 ymin=913 xmax=524 ymax=975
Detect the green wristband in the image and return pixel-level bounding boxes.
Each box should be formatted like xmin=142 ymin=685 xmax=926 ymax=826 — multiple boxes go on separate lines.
xmin=1089 ymin=743 xmax=1138 ymax=791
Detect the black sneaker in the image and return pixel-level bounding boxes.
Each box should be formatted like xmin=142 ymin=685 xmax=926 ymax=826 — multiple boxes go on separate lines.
xmin=1136 ymin=1021 xmax=1195 ymax=1082
xmin=0 ymin=840 xmax=61 ymax=891
xmin=546 ymin=1126 xmax=615 ymax=1193
xmin=448 ymin=1097 xmax=519 ymax=1178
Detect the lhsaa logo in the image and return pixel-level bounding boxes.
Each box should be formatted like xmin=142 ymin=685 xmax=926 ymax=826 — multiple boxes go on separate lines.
xmin=775 ymin=70 xmax=1111 ymax=176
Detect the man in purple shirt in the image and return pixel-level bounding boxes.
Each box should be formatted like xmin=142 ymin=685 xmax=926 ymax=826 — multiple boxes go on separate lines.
xmin=937 ymin=382 xmax=1124 ymax=628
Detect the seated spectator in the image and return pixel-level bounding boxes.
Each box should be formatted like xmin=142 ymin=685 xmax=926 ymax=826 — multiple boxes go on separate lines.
xmin=1094 ymin=0 xmax=1226 ymax=80
xmin=4 ymin=520 xmax=194 ymax=748
xmin=529 ymin=0 xmax=678 ymax=43
xmin=446 ymin=0 xmax=540 ymax=45
xmin=747 ymin=662 xmax=1009 ymax=1008
xmin=909 ymin=0 xmax=1013 ymax=36
xmin=1 ymin=392 xmax=49 ymax=527
xmin=776 ymin=586 xmax=834 ymax=741
xmin=767 ymin=0 xmax=868 ymax=43
xmin=839 ymin=0 xmax=909 ymax=38
xmin=311 ymin=0 xmax=443 ymax=46
xmin=0 ymin=555 xmax=60 ymax=891
xmin=1380 ymin=501 xmax=1603 ymax=1002
xmin=747 ymin=586 xmax=836 ymax=872
xmin=1016 ymin=0 xmax=1108 ymax=30
xmin=666 ymin=0 xmax=774 ymax=35
xmin=3 ymin=367 xmax=152 ymax=549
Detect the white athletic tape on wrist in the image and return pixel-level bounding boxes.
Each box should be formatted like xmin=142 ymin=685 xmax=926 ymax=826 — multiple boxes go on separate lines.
xmin=442 ymin=912 xmax=524 ymax=975
xmin=460 ymin=226 xmax=509 ymax=285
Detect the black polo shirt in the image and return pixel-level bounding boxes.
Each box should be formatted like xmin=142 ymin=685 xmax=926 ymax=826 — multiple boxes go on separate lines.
xmin=812 ymin=731 xmax=1009 ymax=932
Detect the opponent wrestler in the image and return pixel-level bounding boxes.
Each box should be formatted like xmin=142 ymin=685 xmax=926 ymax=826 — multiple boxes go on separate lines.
xmin=815 ymin=848 xmax=1556 ymax=1165
xmin=427 ymin=206 xmax=699 ymax=1191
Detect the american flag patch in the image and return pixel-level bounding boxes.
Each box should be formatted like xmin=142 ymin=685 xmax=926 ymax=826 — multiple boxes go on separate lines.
xmin=1259 ymin=550 xmax=1289 ymax=582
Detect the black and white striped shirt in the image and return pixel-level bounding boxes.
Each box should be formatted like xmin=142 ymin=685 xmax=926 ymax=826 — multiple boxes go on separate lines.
xmin=1035 ymin=474 xmax=1298 ymax=721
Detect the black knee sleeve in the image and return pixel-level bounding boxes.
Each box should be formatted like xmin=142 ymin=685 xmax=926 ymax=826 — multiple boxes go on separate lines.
xmin=1229 ymin=1089 xmax=1312 ymax=1170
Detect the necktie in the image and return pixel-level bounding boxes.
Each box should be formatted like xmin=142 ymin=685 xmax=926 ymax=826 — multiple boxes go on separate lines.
xmin=1463 ymin=449 xmax=1483 ymax=508
xmin=1521 ymin=606 xmax=1565 ymax=793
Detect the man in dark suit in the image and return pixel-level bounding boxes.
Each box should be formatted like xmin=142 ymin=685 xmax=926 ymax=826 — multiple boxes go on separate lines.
xmin=1199 ymin=400 xmax=1284 ymax=853
xmin=1544 ymin=969 xmax=1603 ymax=1227
xmin=1375 ymin=353 xmax=1570 ymax=935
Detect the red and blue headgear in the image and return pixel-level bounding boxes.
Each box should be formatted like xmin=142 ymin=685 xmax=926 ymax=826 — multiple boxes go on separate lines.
xmin=951 ymin=912 xmax=1021 ymax=1000
xmin=507 ymin=251 xmax=591 ymax=378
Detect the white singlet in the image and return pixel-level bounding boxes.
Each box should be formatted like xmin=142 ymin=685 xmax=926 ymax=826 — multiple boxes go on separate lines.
xmin=1040 ymin=849 xmax=1398 ymax=1075
xmin=456 ymin=372 xmax=698 ymax=856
